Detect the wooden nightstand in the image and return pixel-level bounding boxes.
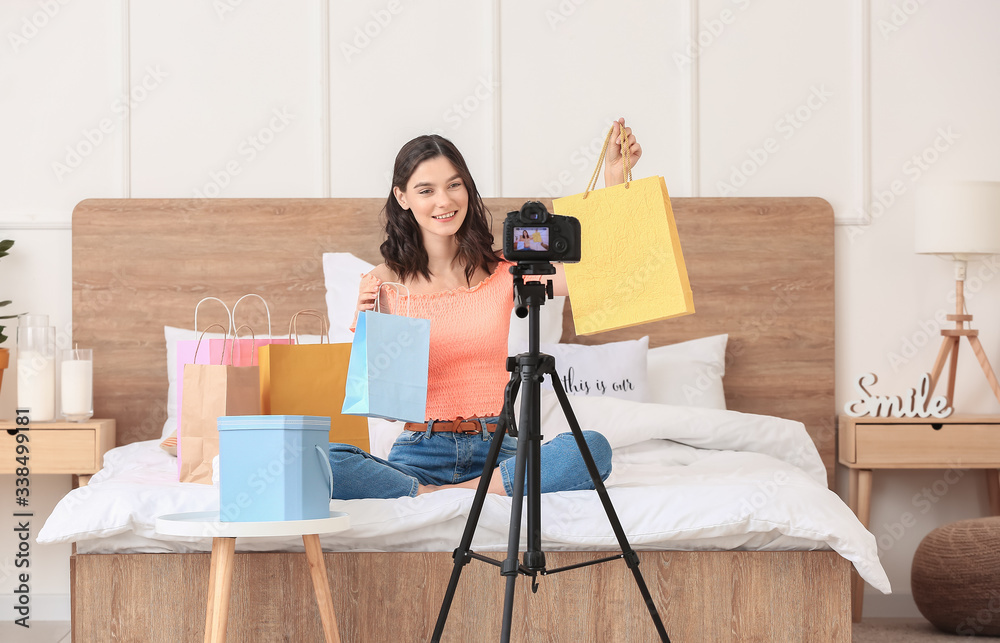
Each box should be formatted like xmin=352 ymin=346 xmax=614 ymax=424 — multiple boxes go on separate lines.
xmin=839 ymin=415 xmax=1000 ymax=623
xmin=0 ymin=418 xmax=115 ymax=487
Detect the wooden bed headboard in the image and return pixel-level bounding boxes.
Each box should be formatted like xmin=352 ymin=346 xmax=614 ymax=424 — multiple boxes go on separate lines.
xmin=72 ymin=197 xmax=835 ymax=482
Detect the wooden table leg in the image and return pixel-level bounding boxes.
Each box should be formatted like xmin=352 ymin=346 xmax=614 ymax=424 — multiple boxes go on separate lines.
xmin=856 ymin=469 xmax=872 ymax=527
xmin=848 ymin=469 xmax=859 ymax=516
xmin=849 ymin=469 xmax=873 ymax=623
xmin=987 ymin=470 xmax=1000 ymax=516
xmin=205 ymin=537 xmax=236 ymax=643
xmin=303 ymin=534 xmax=341 ymax=643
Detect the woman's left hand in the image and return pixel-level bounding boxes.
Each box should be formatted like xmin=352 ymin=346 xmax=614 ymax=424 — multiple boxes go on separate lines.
xmin=603 ymin=117 xmax=642 ymax=187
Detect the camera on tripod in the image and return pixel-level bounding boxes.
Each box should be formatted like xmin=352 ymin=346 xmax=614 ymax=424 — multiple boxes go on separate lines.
xmin=502 ymin=201 xmax=581 ymax=263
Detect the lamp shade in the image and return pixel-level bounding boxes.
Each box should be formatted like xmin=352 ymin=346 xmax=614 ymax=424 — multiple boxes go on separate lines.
xmin=915 ymin=181 xmax=1000 ymax=258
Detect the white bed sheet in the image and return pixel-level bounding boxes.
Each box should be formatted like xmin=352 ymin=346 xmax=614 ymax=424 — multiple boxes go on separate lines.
xmin=38 ymin=394 xmax=891 ymax=594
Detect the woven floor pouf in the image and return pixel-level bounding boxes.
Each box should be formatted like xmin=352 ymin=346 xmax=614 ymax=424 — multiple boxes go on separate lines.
xmin=911 ymin=517 xmax=1000 ymax=636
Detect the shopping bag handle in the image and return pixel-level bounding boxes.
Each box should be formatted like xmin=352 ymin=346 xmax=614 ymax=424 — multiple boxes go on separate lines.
xmin=194 ymin=297 xmax=234 ymax=338
xmin=315 ymin=444 xmax=333 ymax=499
xmin=231 ymin=324 xmax=257 ymax=365
xmin=288 ymin=309 xmax=330 ymax=344
xmin=374 ymin=281 xmax=411 ymax=317
xmin=583 ymin=123 xmax=633 ymax=198
xmin=192 ymin=323 xmax=230 ymax=364
xmin=232 ymin=294 xmax=272 ymax=338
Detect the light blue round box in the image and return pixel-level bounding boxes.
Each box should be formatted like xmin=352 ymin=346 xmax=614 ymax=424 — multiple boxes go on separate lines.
xmin=217 ymin=415 xmax=333 ymax=522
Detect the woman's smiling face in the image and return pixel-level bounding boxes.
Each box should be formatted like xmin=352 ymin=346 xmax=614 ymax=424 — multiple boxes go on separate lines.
xmin=394 ymin=155 xmax=469 ymax=242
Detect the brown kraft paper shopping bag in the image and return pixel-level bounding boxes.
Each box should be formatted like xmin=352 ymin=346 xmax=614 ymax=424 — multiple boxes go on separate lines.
xmin=179 ymin=324 xmax=260 ymax=484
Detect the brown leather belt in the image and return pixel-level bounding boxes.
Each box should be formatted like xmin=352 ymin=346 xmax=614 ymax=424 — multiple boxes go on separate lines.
xmin=404 ymin=418 xmax=499 ymax=434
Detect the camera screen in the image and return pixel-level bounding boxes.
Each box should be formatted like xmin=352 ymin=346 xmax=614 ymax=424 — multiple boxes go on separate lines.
xmin=513 ymin=226 xmax=549 ymax=251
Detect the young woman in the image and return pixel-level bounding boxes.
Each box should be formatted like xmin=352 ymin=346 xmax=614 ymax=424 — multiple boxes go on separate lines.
xmin=329 ymin=119 xmax=642 ymax=500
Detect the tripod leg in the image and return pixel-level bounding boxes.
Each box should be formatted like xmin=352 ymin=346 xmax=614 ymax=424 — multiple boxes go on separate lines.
xmin=500 ymin=383 xmax=535 ymax=643
xmin=432 ymin=378 xmax=521 ymax=642
xmin=549 ymin=375 xmax=671 ymax=643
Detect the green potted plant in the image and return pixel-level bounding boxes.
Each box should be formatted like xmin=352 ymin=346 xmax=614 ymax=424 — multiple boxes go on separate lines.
xmin=0 ymin=239 xmax=15 ymax=393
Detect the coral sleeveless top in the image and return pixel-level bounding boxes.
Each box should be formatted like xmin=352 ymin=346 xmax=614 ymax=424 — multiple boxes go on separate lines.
xmin=356 ymin=260 xmax=515 ymax=420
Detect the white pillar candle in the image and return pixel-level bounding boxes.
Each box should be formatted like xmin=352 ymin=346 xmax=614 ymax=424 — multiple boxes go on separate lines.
xmin=60 ymin=348 xmax=93 ymax=421
xmin=17 ymin=350 xmax=56 ymax=422
xmin=61 ymin=359 xmax=93 ymax=420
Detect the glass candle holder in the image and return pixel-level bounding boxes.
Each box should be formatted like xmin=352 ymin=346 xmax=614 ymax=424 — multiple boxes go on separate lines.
xmin=60 ymin=348 xmax=93 ymax=422
xmin=17 ymin=314 xmax=56 ymax=422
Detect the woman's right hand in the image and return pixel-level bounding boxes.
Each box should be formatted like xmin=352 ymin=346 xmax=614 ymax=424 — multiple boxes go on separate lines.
xmin=356 ymin=276 xmax=379 ymax=313
xmin=350 ymin=273 xmax=381 ymax=330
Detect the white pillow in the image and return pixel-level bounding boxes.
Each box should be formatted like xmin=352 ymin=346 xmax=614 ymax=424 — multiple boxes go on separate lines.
xmin=647 ymin=334 xmax=728 ymax=409
xmin=323 ymin=253 xmax=376 ymax=343
xmin=539 ymin=336 xmax=649 ymax=402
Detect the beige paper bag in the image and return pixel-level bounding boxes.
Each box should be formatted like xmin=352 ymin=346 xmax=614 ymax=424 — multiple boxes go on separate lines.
xmin=179 ymin=359 xmax=260 ymax=484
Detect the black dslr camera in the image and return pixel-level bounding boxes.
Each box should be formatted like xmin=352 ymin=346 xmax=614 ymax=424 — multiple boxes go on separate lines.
xmin=502 ymin=201 xmax=581 ymax=263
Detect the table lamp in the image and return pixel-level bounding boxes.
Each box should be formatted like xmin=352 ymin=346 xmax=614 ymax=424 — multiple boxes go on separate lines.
xmin=915 ymin=180 xmax=1000 ymax=408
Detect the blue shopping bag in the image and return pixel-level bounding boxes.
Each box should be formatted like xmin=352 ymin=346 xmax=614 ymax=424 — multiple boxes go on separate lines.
xmin=342 ymin=283 xmax=430 ymax=423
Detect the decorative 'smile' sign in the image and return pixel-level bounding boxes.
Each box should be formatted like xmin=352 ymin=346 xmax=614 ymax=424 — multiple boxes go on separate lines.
xmin=843 ymin=373 xmax=953 ymax=419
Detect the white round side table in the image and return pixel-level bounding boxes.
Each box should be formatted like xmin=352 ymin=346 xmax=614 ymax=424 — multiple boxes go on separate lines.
xmin=156 ymin=511 xmax=350 ymax=643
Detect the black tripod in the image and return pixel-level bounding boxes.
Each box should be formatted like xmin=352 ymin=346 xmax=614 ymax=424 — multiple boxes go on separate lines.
xmin=431 ymin=263 xmax=670 ymax=642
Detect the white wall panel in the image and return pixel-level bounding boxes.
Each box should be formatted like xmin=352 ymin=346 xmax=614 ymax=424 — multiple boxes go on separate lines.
xmin=329 ymin=0 xmax=495 ymax=198
xmin=0 ymin=1 xmax=123 ymax=222
xmin=129 ymin=0 xmax=324 ymax=198
xmin=698 ymin=0 xmax=860 ymax=220
xmin=499 ymin=0 xmax=691 ymax=200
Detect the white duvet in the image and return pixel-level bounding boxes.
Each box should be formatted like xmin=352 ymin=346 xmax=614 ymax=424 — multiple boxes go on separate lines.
xmin=38 ymin=392 xmax=890 ymax=594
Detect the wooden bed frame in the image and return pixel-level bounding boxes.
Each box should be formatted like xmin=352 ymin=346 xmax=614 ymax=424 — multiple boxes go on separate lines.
xmin=70 ymin=197 xmax=846 ymax=642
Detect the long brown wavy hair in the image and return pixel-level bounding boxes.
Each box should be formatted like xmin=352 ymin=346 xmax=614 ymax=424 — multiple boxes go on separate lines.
xmin=380 ymin=134 xmax=498 ymax=284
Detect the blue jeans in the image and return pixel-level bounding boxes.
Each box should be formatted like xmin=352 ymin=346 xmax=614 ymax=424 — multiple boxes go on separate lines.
xmin=327 ymin=418 xmax=612 ymax=500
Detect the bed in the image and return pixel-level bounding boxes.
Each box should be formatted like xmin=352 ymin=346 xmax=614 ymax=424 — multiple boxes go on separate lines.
xmin=41 ymin=196 xmax=888 ymax=642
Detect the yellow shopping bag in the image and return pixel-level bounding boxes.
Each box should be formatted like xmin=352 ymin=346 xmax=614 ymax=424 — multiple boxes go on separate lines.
xmin=258 ymin=310 xmax=370 ymax=451
xmin=554 ymin=125 xmax=694 ymax=335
